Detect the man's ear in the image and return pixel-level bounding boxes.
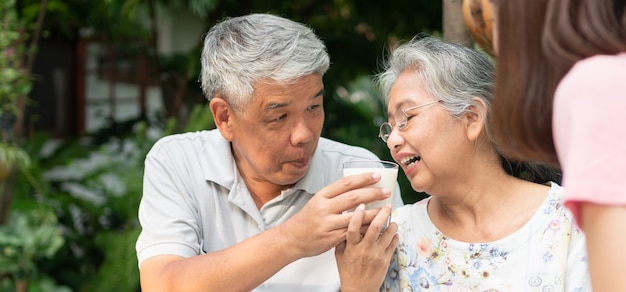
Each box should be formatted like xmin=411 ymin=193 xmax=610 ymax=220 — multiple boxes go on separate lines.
xmin=464 ymin=97 xmax=488 ymax=142
xmin=210 ymin=95 xmax=236 ymax=141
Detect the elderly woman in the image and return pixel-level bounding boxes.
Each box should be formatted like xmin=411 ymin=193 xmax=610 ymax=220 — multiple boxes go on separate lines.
xmin=335 ymin=36 xmax=590 ymax=291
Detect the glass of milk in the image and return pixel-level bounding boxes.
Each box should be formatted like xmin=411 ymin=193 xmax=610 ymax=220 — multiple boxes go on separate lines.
xmin=342 ymin=160 xmax=399 ymax=211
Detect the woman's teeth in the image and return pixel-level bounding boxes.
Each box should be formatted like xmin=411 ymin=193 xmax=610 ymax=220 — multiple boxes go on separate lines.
xmin=400 ymin=155 xmax=421 ymax=166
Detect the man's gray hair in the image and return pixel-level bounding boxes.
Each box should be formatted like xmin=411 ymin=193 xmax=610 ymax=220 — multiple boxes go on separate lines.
xmin=200 ymin=13 xmax=330 ymax=110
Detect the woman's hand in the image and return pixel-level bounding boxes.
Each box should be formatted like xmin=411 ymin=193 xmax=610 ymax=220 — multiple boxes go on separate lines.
xmin=335 ymin=204 xmax=399 ymax=292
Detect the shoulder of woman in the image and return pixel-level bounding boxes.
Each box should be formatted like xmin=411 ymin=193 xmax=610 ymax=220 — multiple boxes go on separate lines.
xmin=557 ymin=53 xmax=626 ymax=100
xmin=567 ymin=53 xmax=626 ymax=79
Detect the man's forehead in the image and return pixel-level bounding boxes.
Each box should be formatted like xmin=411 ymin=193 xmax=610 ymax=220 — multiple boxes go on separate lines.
xmin=252 ymin=88 xmax=324 ymax=111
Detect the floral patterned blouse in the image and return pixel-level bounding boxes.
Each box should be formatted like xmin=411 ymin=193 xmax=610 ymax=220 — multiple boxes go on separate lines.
xmin=381 ymin=182 xmax=590 ymax=292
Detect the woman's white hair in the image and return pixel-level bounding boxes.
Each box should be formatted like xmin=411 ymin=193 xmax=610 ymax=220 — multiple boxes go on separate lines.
xmin=377 ymin=35 xmax=495 ymax=119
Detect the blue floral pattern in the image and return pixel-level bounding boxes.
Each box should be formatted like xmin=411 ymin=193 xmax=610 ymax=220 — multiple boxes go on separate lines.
xmin=381 ymin=183 xmax=590 ymax=292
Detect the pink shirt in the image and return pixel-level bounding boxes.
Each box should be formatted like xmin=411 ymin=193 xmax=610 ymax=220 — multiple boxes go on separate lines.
xmin=553 ymin=53 xmax=626 ymax=226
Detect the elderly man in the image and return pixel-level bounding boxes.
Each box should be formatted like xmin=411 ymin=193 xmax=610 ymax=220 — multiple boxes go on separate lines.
xmin=136 ymin=13 xmax=402 ymax=292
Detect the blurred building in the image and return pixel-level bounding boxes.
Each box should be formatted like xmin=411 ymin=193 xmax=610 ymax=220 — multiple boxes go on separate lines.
xmin=27 ymin=7 xmax=205 ymax=138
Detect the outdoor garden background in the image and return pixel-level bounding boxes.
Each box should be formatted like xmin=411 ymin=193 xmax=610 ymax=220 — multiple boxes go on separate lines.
xmin=0 ymin=0 xmax=484 ymax=290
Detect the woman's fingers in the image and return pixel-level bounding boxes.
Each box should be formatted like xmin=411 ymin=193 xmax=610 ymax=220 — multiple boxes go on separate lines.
xmin=381 ymin=222 xmax=399 ymax=251
xmin=362 ymin=205 xmax=392 ymax=242
xmin=346 ymin=204 xmax=365 ymax=245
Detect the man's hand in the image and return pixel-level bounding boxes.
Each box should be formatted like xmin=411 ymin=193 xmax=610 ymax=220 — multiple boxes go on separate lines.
xmin=278 ymin=172 xmax=392 ymax=258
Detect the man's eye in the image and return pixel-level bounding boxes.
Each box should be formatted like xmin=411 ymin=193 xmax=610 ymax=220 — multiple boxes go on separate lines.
xmin=308 ymin=104 xmax=321 ymax=111
xmin=272 ymin=114 xmax=287 ymax=122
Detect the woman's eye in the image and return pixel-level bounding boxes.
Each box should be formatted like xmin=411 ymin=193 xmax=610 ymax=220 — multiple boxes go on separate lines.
xmin=405 ymin=113 xmax=417 ymax=122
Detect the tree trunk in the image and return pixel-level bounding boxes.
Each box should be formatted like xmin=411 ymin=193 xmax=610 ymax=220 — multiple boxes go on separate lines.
xmin=14 ymin=0 xmax=48 ymax=140
xmin=16 ymin=277 xmax=28 ymax=292
xmin=442 ymin=0 xmax=472 ymax=47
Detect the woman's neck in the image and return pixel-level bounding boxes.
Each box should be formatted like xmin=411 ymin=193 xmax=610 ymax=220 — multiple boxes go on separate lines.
xmin=427 ymin=172 xmax=549 ymax=242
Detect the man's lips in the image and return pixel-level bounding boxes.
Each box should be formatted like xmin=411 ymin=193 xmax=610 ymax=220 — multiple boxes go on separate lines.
xmin=287 ymin=158 xmax=309 ymax=168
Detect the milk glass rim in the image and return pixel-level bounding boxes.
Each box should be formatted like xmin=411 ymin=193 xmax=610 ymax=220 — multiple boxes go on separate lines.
xmin=343 ymin=160 xmax=399 ymax=169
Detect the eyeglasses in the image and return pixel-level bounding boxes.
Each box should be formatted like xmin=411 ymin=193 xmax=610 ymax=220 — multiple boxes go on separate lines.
xmin=378 ymin=100 xmax=440 ymax=142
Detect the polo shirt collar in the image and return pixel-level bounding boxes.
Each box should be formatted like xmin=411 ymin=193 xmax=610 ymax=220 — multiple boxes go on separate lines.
xmin=200 ymin=130 xmax=236 ymax=190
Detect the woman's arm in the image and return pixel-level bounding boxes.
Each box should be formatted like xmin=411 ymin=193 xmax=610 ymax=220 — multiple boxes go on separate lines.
xmin=580 ymin=203 xmax=626 ymax=292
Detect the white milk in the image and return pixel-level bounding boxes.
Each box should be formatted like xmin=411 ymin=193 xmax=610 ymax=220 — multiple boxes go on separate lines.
xmin=342 ymin=167 xmax=398 ymax=209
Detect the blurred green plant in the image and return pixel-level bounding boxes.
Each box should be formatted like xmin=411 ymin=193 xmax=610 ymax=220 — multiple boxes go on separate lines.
xmin=0 ymin=144 xmax=30 ymax=180
xmin=7 ymin=105 xmax=211 ymax=291
xmin=0 ymin=0 xmax=47 ymax=138
xmin=0 ymin=0 xmax=34 ymax=118
xmin=0 ymin=0 xmax=48 ymax=225
xmin=0 ymin=0 xmax=32 ymax=188
xmin=0 ymin=4 xmax=51 ymax=287
xmin=0 ymin=208 xmax=69 ymax=292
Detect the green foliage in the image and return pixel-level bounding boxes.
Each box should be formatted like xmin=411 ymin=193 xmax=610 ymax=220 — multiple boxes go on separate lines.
xmin=8 ymin=109 xmax=206 ymax=291
xmin=29 ymin=100 xmax=215 ymax=290
xmin=179 ymin=102 xmax=215 ymax=133
xmin=162 ymin=0 xmax=219 ymax=19
xmin=35 ymin=0 xmax=151 ymax=41
xmin=0 ymin=0 xmax=33 ymax=120
xmin=0 ymin=143 xmax=31 ymax=173
xmin=10 ymin=133 xmax=145 ymax=291
xmin=82 ymin=229 xmax=140 ymax=292
xmin=0 ymin=208 xmax=69 ymax=291
xmin=0 ymin=209 xmax=63 ymax=275
xmin=0 ymin=277 xmax=72 ymax=292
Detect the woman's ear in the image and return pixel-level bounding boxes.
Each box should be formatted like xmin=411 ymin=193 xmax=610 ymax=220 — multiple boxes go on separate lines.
xmin=464 ymin=97 xmax=488 ymax=142
xmin=210 ymin=95 xmax=236 ymax=141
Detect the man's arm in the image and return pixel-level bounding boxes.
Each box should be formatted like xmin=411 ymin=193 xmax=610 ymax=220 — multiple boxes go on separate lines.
xmin=139 ymin=225 xmax=301 ymax=292
xmin=139 ymin=172 xmax=391 ymax=292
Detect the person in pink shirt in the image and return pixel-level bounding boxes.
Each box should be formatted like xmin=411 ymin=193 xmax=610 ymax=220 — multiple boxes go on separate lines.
xmin=488 ymin=0 xmax=626 ymax=290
